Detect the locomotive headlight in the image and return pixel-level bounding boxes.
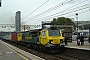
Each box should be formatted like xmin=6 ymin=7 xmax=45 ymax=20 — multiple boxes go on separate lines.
xmin=51 ymin=41 xmax=53 ymax=43
xmin=60 ymin=40 xmax=63 ymax=43
xmin=49 ymin=40 xmax=53 ymax=44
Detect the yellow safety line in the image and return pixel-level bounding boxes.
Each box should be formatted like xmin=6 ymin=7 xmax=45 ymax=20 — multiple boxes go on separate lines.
xmin=1 ymin=41 xmax=28 ymax=60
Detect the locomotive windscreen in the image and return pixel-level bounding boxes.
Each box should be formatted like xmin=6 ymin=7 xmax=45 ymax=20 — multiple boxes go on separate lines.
xmin=49 ymin=30 xmax=60 ymax=36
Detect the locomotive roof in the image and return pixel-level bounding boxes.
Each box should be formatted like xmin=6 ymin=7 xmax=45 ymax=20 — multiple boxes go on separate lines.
xmin=17 ymin=29 xmax=42 ymax=33
xmin=42 ymin=28 xmax=49 ymax=31
xmin=42 ymin=27 xmax=59 ymax=31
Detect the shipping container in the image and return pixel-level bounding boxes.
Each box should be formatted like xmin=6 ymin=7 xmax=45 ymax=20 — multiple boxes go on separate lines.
xmin=11 ymin=33 xmax=18 ymax=41
xmin=7 ymin=34 xmax=12 ymax=40
xmin=4 ymin=35 xmax=10 ymax=40
xmin=1 ymin=35 xmax=5 ymax=39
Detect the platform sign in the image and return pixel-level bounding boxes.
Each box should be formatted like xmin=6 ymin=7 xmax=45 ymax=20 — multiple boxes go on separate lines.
xmin=0 ymin=0 xmax=1 ymax=7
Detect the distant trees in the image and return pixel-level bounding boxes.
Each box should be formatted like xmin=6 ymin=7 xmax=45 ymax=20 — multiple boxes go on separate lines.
xmin=52 ymin=17 xmax=76 ymax=30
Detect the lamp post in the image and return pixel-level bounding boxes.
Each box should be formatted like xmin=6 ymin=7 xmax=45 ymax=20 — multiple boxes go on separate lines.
xmin=76 ymin=13 xmax=78 ymax=36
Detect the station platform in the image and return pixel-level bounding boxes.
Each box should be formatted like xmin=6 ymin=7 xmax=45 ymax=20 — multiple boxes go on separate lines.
xmin=0 ymin=40 xmax=44 ymax=60
xmin=65 ymin=41 xmax=90 ymax=50
xmin=0 ymin=40 xmax=28 ymax=60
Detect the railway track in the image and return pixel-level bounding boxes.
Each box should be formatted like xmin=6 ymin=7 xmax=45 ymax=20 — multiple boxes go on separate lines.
xmin=54 ymin=53 xmax=89 ymax=60
xmin=2 ymin=40 xmax=90 ymax=60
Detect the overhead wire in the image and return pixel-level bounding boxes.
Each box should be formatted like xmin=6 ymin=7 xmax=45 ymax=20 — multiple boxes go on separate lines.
xmin=29 ymin=0 xmax=88 ymax=20
xmin=43 ymin=4 xmax=89 ymax=20
xmin=22 ymin=0 xmax=49 ymax=20
xmin=23 ymin=7 xmax=90 ymax=28
xmin=44 ymin=0 xmax=88 ymax=18
xmin=24 ymin=0 xmax=90 ymax=25
xmin=33 ymin=0 xmax=74 ymax=19
xmin=33 ymin=0 xmax=73 ymax=17
xmin=23 ymin=0 xmax=74 ymax=22
xmin=36 ymin=5 xmax=89 ymax=23
xmin=40 ymin=3 xmax=90 ymax=20
xmin=26 ymin=0 xmax=89 ymax=23
xmin=25 ymin=8 xmax=90 ymax=27
xmin=67 ymin=8 xmax=90 ymax=17
xmin=24 ymin=2 xmax=90 ymax=28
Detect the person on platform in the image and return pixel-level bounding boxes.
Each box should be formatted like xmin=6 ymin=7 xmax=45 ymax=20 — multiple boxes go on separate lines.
xmin=80 ymin=34 xmax=84 ymax=46
xmin=64 ymin=34 xmax=68 ymax=45
xmin=77 ymin=33 xmax=81 ymax=46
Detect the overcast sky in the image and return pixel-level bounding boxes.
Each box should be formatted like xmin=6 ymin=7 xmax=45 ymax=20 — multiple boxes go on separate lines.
xmin=0 ymin=0 xmax=90 ymax=31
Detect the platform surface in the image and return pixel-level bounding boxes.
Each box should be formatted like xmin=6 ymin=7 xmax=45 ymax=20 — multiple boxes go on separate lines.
xmin=65 ymin=41 xmax=90 ymax=50
xmin=0 ymin=40 xmax=28 ymax=60
xmin=0 ymin=40 xmax=44 ymax=60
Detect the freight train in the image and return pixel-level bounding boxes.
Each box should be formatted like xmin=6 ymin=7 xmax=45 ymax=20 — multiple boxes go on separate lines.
xmin=1 ymin=27 xmax=64 ymax=53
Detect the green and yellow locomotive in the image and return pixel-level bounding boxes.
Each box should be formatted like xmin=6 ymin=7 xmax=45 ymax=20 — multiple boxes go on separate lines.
xmin=17 ymin=27 xmax=64 ymax=53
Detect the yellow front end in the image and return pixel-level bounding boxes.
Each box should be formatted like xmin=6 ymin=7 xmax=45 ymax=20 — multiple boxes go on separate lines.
xmin=40 ymin=30 xmax=48 ymax=45
xmin=17 ymin=33 xmax=23 ymax=41
xmin=48 ymin=36 xmax=64 ymax=44
xmin=40 ymin=30 xmax=64 ymax=45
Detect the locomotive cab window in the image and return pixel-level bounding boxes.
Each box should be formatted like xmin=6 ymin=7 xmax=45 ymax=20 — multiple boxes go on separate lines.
xmin=49 ymin=30 xmax=60 ymax=36
xmin=42 ymin=31 xmax=46 ymax=36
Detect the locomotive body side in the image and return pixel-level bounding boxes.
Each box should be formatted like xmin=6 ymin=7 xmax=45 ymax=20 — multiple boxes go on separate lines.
xmin=21 ymin=31 xmax=39 ymax=44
